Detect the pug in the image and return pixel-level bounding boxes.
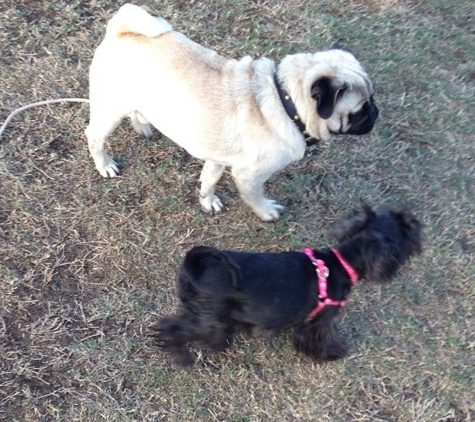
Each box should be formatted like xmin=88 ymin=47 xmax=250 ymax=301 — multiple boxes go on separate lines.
xmin=86 ymin=4 xmax=379 ymax=221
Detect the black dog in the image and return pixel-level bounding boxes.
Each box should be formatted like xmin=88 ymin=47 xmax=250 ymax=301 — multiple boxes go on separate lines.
xmin=151 ymin=205 xmax=422 ymax=366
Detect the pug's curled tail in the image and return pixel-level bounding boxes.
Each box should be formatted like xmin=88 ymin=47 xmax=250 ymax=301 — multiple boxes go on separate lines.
xmin=183 ymin=246 xmax=242 ymax=290
xmin=106 ymin=3 xmax=173 ymax=39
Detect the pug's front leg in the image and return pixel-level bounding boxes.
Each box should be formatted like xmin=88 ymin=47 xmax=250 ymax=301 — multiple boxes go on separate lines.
xmin=199 ymin=160 xmax=225 ymax=214
xmin=232 ymin=168 xmax=284 ymax=221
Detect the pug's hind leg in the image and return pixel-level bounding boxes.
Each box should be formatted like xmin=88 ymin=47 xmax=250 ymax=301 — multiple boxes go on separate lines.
xmin=85 ymin=112 xmax=123 ymax=178
xmin=232 ymin=168 xmax=284 ymax=221
xmin=129 ymin=111 xmax=153 ymax=137
xmin=199 ymin=160 xmax=225 ymax=213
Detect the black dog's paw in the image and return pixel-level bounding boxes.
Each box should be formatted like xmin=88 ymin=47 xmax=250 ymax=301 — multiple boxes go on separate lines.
xmin=150 ymin=317 xmax=186 ymax=345
xmin=173 ymin=349 xmax=195 ymax=367
xmin=324 ymin=339 xmax=349 ymax=361
xmin=293 ymin=322 xmax=349 ymax=362
xmin=203 ymin=337 xmax=234 ymax=354
xmin=148 ymin=324 xmax=170 ymax=349
xmin=149 ymin=317 xmax=197 ymax=366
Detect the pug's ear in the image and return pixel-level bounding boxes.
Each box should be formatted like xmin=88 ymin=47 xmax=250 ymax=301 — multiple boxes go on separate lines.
xmin=311 ymin=77 xmax=344 ymax=119
xmin=331 ymin=41 xmax=345 ymax=50
xmin=331 ymin=42 xmax=356 ymax=57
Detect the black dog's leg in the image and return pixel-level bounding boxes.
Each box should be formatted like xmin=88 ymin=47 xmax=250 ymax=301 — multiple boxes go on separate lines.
xmin=153 ymin=312 xmax=237 ymax=366
xmin=151 ymin=313 xmax=202 ymax=366
xmin=293 ymin=317 xmax=348 ymax=361
xmin=201 ymin=318 xmax=235 ymax=353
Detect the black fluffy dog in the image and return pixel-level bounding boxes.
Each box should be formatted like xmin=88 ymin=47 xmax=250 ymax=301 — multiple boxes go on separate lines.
xmin=151 ymin=205 xmax=422 ymax=366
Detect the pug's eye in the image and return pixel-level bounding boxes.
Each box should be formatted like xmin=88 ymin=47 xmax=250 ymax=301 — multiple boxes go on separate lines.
xmin=337 ymin=86 xmax=348 ymax=100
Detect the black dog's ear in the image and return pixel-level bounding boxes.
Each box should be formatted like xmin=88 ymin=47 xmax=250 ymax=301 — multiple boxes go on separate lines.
xmin=332 ymin=204 xmax=375 ymax=242
xmin=392 ymin=207 xmax=423 ymax=256
xmin=311 ymin=77 xmax=345 ymax=119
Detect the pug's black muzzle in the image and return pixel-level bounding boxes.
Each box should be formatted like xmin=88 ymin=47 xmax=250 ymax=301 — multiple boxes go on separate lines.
xmin=346 ymin=98 xmax=379 ymax=135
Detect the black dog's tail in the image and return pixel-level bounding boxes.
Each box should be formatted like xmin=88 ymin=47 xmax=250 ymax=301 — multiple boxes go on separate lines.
xmin=183 ymin=246 xmax=242 ymax=290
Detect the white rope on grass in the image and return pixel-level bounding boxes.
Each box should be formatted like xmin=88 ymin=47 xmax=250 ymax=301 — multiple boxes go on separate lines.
xmin=0 ymin=98 xmax=90 ymax=139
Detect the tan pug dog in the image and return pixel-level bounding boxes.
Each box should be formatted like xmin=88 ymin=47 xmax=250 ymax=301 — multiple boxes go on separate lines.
xmin=86 ymin=4 xmax=379 ymax=221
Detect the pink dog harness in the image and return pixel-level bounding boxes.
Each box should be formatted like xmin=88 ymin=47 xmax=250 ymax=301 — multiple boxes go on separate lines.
xmin=303 ymin=248 xmax=358 ymax=319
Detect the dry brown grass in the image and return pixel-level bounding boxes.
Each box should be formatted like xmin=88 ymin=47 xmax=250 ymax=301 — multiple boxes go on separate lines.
xmin=1 ymin=0 xmax=474 ymax=421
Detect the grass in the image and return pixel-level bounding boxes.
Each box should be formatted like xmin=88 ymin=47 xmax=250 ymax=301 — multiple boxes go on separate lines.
xmin=1 ymin=0 xmax=474 ymax=421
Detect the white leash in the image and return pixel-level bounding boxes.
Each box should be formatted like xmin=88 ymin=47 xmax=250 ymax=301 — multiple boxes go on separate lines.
xmin=0 ymin=98 xmax=90 ymax=138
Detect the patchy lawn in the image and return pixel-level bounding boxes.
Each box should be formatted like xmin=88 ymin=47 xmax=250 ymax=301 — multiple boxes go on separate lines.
xmin=1 ymin=0 xmax=473 ymax=421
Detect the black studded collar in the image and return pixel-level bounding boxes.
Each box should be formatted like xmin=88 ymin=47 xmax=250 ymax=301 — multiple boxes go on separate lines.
xmin=274 ymin=73 xmax=318 ymax=147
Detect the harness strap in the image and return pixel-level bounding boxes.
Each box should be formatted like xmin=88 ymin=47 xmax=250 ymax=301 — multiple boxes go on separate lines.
xmin=331 ymin=248 xmax=358 ymax=285
xmin=302 ymin=248 xmax=356 ymax=319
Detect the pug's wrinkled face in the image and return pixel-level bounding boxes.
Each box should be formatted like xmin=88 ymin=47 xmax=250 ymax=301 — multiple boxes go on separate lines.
xmin=305 ymin=49 xmax=379 ymax=141
xmin=326 ymin=84 xmax=378 ymax=136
